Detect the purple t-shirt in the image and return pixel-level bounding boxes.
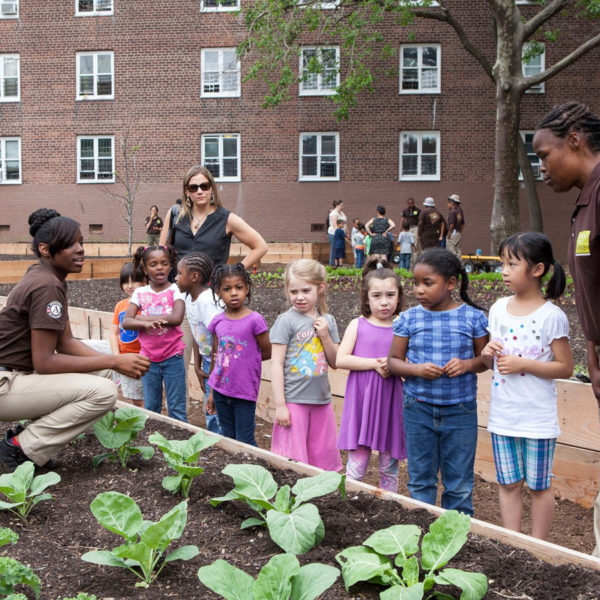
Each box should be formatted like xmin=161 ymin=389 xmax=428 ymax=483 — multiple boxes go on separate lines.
xmin=208 ymin=311 xmax=268 ymax=401
xmin=130 ymin=283 xmax=185 ymax=362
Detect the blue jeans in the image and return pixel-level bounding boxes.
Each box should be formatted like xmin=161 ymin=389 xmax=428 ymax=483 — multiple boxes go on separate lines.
xmin=398 ymin=253 xmax=411 ymax=270
xmin=403 ymin=394 xmax=478 ymax=516
xmin=201 ymin=356 xmax=221 ymax=434
xmin=212 ymin=389 xmax=257 ymax=446
xmin=142 ymin=354 xmax=187 ymax=422
xmin=328 ymin=233 xmax=335 ymax=266
xmin=354 ymin=249 xmax=365 ymax=268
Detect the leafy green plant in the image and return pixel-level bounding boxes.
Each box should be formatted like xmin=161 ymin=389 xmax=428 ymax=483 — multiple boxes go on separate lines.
xmin=148 ymin=430 xmax=220 ymax=498
xmin=92 ymin=406 xmax=154 ymax=468
xmin=81 ymin=491 xmax=199 ymax=587
xmin=0 ymin=462 xmax=60 ymax=522
xmin=0 ymin=527 xmax=41 ymax=599
xmin=61 ymin=594 xmax=97 ymax=600
xmin=336 ymin=510 xmax=487 ymax=600
xmin=198 ymin=553 xmax=339 ymax=600
xmin=211 ymin=464 xmax=345 ymax=554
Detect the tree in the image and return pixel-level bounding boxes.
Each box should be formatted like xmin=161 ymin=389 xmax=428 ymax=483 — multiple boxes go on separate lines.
xmin=239 ymin=0 xmax=600 ymax=251
xmin=103 ymin=130 xmax=142 ymax=256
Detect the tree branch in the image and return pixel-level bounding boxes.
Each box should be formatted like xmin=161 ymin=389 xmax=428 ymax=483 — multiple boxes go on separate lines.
xmin=522 ymin=0 xmax=569 ymax=40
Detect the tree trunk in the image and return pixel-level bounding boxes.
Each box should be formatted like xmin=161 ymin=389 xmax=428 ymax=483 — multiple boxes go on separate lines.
xmin=517 ymin=135 xmax=544 ymax=232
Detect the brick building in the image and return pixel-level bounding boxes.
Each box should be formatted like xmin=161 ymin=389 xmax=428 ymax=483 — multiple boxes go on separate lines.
xmin=1 ymin=0 xmax=599 ymax=259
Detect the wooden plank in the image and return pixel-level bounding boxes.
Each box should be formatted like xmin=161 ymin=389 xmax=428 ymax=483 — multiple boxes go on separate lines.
xmin=135 ymin=403 xmax=600 ymax=571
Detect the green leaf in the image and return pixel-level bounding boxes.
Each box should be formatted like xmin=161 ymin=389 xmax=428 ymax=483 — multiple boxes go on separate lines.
xmin=0 ymin=527 xmax=18 ymax=547
xmin=254 ymin=554 xmax=299 ymax=600
xmin=81 ymin=550 xmax=130 ymax=569
xmin=421 ymin=511 xmax=470 ymax=572
xmin=400 ymin=556 xmax=419 ymax=587
xmin=241 ymin=517 xmax=266 ymax=529
xmin=162 ymin=473 xmax=184 ymax=493
xmin=380 ymin=582 xmax=424 ymax=599
xmin=113 ymin=540 xmax=151 ymax=570
xmin=364 ymin=524 xmax=421 ymax=560
xmin=222 ymin=464 xmax=278 ymax=506
xmin=266 ymin=503 xmax=322 ymax=554
xmin=335 ymin=546 xmax=395 ymax=589
xmin=0 ymin=556 xmax=41 ymax=598
xmin=273 ymin=485 xmax=291 ymax=512
xmin=434 ymin=568 xmax=488 ymax=600
xmin=292 ymin=471 xmax=343 ymax=506
xmin=136 ymin=446 xmax=155 ymax=460
xmin=141 ymin=501 xmax=188 ymax=549
xmin=90 ymin=492 xmax=142 ymax=540
xmin=93 ymin=413 xmax=131 ymax=449
xmin=198 ymin=560 xmax=255 ymax=600
xmin=210 ymin=489 xmax=244 ymax=506
xmin=290 ymin=562 xmax=339 ymax=600
xmin=30 ymin=492 xmax=53 ymax=507
xmin=164 ymin=544 xmax=200 ymax=562
xmin=28 ymin=471 xmax=61 ymax=496
xmin=92 ymin=452 xmax=114 ymax=467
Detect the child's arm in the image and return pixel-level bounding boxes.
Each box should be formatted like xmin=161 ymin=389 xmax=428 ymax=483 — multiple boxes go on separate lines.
xmin=336 ymin=318 xmax=389 ymax=377
xmin=496 ymin=336 xmax=574 ymax=379
xmin=256 ymin=331 xmax=272 ymax=361
xmin=192 ymin=339 xmax=208 ymax=393
xmin=122 ymin=302 xmax=166 ymax=331
xmin=109 ymin=324 xmax=120 ymax=356
xmin=387 ymin=335 xmax=444 ymax=379
xmin=271 ymin=343 xmax=290 ymax=427
xmin=154 ymin=298 xmax=185 ymax=327
xmin=314 ymin=317 xmax=339 ymax=368
xmin=444 ymin=334 xmax=490 ymax=377
xmin=481 ymin=338 xmax=504 ymax=369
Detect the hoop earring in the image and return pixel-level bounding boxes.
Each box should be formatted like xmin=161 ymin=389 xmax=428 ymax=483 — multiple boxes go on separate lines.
xmin=186 ymin=196 xmax=192 ymax=208
xmin=210 ymin=194 xmax=215 ymax=205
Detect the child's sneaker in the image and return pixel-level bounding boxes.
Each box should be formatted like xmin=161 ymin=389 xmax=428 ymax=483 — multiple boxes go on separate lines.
xmin=0 ymin=427 xmax=30 ymax=473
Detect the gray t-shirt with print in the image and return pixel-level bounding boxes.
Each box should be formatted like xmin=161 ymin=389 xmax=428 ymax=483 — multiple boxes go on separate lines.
xmin=269 ymin=309 xmax=340 ymax=405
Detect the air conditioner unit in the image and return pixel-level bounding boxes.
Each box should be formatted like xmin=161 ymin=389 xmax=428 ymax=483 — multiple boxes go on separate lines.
xmin=1 ymin=2 xmax=18 ymax=15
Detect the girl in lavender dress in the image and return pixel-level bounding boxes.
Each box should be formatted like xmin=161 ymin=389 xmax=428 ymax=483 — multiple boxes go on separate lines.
xmin=337 ymin=258 xmax=406 ymax=492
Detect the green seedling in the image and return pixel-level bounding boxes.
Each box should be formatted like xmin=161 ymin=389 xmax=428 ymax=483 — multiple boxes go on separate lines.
xmin=81 ymin=491 xmax=199 ymax=587
xmin=148 ymin=430 xmax=220 ymax=498
xmin=198 ymin=553 xmax=339 ymax=600
xmin=92 ymin=406 xmax=154 ymax=468
xmin=211 ymin=464 xmax=345 ymax=554
xmin=336 ymin=510 xmax=488 ymax=600
xmin=0 ymin=462 xmax=60 ymax=522
xmin=61 ymin=594 xmax=97 ymax=600
xmin=0 ymin=527 xmax=41 ymax=599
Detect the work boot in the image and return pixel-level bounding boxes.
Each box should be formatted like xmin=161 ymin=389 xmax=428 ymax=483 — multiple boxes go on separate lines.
xmin=0 ymin=426 xmax=30 ymax=473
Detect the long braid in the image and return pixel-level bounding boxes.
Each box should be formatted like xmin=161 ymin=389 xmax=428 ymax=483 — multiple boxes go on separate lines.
xmin=535 ymin=102 xmax=600 ymax=152
xmin=180 ymin=252 xmax=214 ymax=286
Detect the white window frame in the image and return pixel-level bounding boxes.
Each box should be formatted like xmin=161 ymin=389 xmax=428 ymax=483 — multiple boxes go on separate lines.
xmin=399 ymin=131 xmax=440 ymax=181
xmin=201 ymin=134 xmax=241 ymax=182
xmin=299 ymin=46 xmax=340 ymax=96
xmin=299 ymin=132 xmax=339 ymax=181
xmin=0 ymin=137 xmax=21 ymax=184
xmin=522 ymin=42 xmax=545 ymax=93
xmin=400 ymin=44 xmax=441 ymax=94
xmin=75 ymin=0 xmax=113 ymax=16
xmin=201 ymin=48 xmax=241 ymax=98
xmin=0 ymin=54 xmax=20 ymax=102
xmin=297 ymin=0 xmax=340 ymax=9
xmin=200 ymin=0 xmax=239 ymax=12
xmin=0 ymin=1 xmax=19 ymax=18
xmin=77 ymin=135 xmax=115 ymax=183
xmin=76 ymin=51 xmax=114 ymax=100
xmin=519 ymin=131 xmax=542 ymax=180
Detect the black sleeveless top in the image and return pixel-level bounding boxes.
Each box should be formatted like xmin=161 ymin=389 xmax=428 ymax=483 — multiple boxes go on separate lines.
xmin=171 ymin=206 xmax=232 ymax=267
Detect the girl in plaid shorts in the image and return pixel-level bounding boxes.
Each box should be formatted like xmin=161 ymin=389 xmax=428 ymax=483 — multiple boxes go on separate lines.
xmin=482 ymin=233 xmax=574 ymax=540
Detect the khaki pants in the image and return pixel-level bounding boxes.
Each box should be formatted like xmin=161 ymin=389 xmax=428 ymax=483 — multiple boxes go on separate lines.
xmin=0 ymin=369 xmax=117 ymax=465
xmin=446 ymin=230 xmax=462 ymax=258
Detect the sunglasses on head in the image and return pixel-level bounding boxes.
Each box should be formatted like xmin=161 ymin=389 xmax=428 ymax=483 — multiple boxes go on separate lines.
xmin=187 ymin=182 xmax=211 ymax=192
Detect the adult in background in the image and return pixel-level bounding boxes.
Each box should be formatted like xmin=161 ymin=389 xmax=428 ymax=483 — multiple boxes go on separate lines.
xmin=145 ymin=204 xmax=163 ymax=246
xmin=446 ymin=194 xmax=465 ymax=258
xmin=366 ymin=205 xmax=395 ymax=261
xmin=418 ymin=197 xmax=447 ymax=251
xmin=160 ymin=198 xmax=182 ymax=247
xmin=327 ymin=200 xmax=347 ymax=266
xmin=0 ymin=209 xmax=150 ymax=472
xmin=401 ymin=197 xmax=421 ymax=266
xmin=533 ymin=101 xmax=600 ymax=556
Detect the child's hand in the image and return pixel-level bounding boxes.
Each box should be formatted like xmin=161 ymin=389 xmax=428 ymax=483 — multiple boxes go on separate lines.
xmin=375 ymin=357 xmax=390 ymax=379
xmin=195 ymin=369 xmax=206 ymax=393
xmin=496 ymin=354 xmax=525 ymax=375
xmin=142 ymin=318 xmax=167 ymax=331
xmin=275 ymin=405 xmax=291 ymax=427
xmin=313 ymin=317 xmax=330 ymax=341
xmin=418 ymin=362 xmax=444 ymax=380
xmin=482 ymin=339 xmax=504 ymax=360
xmin=443 ymin=358 xmax=467 ymax=378
xmin=206 ymin=391 xmax=216 ymax=415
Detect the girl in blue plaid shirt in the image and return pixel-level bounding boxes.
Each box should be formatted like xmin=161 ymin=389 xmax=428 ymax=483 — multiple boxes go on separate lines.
xmin=388 ymin=248 xmax=488 ymax=516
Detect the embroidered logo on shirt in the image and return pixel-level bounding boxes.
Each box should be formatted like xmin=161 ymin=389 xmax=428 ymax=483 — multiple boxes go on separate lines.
xmin=575 ymin=230 xmax=591 ymax=256
xmin=46 ymin=301 xmax=63 ymax=319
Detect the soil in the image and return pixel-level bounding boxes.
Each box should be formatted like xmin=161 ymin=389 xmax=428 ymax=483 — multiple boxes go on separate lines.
xmin=1 ymin=419 xmax=599 ymax=600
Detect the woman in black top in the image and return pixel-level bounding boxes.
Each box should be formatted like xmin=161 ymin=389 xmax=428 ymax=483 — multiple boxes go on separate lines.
xmin=144 ymin=205 xmax=163 ymax=246
xmin=366 ymin=205 xmax=395 ymax=260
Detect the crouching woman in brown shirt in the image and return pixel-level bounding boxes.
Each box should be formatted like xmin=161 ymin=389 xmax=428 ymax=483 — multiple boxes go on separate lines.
xmin=0 ymin=209 xmax=150 ymax=472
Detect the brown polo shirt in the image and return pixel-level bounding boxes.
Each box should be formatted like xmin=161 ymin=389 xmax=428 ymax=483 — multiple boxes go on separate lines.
xmin=0 ymin=263 xmax=68 ymax=370
xmin=568 ymin=162 xmax=600 ymax=344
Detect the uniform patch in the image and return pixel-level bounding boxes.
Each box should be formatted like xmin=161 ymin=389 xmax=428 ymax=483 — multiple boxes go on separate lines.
xmin=575 ymin=230 xmax=591 ymax=256
xmin=46 ymin=300 xmax=63 ymax=319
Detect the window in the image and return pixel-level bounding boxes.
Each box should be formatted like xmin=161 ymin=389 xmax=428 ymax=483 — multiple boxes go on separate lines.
xmin=77 ymin=52 xmax=114 ymax=99
xmin=201 ymin=49 xmax=240 ymax=97
xmin=0 ymin=137 xmax=21 ymax=183
xmin=77 ymin=136 xmax=114 ymax=182
xmin=522 ymin=42 xmax=545 ymax=93
xmin=76 ymin=0 xmax=113 ymax=15
xmin=519 ymin=131 xmax=542 ymax=180
xmin=0 ymin=1 xmax=18 ymax=18
xmin=400 ymin=45 xmax=440 ymax=93
xmin=202 ymin=134 xmax=241 ymax=181
xmin=299 ymin=133 xmax=339 ymax=181
xmin=297 ymin=0 xmax=339 ymax=9
xmin=0 ymin=54 xmax=19 ymax=101
xmin=399 ymin=131 xmax=440 ymax=180
xmin=299 ymin=47 xmax=339 ymax=96
xmin=200 ymin=0 xmax=239 ymax=12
